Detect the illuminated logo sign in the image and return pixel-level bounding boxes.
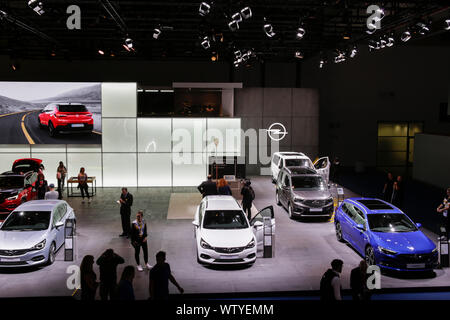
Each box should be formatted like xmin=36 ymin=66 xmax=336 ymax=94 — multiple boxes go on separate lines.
xmin=267 ymin=123 xmax=288 ymax=141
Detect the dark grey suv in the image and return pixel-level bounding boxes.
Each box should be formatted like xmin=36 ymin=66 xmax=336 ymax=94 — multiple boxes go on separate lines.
xmin=275 ymin=166 xmax=334 ymax=219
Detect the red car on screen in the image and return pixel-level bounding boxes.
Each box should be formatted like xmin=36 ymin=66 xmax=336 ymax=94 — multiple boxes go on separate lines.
xmin=0 ymin=159 xmax=42 ymax=222
xmin=38 ymin=103 xmax=94 ymax=137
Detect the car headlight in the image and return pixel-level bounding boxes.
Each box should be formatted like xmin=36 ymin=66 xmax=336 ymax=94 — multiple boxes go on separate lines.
xmin=31 ymin=239 xmax=46 ymax=251
xmin=294 ymin=197 xmax=304 ymax=203
xmin=432 ymin=247 xmax=438 ymax=253
xmin=6 ymin=194 xmax=18 ymax=200
xmin=378 ymin=246 xmax=397 ymax=255
xmin=245 ymin=239 xmax=255 ymax=249
xmin=200 ymin=238 xmax=213 ymax=250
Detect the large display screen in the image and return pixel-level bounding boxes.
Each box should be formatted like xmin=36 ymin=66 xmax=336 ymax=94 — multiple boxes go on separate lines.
xmin=0 ymin=82 xmax=101 ymax=144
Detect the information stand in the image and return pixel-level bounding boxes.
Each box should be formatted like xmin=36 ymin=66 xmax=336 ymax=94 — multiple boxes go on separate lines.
xmin=64 ymin=219 xmax=76 ymax=261
xmin=439 ymin=237 xmax=449 ymax=268
xmin=263 ymin=217 xmax=273 ymax=258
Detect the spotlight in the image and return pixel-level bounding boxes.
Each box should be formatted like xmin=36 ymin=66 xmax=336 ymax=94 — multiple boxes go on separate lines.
xmin=379 ymin=38 xmax=386 ymax=48
xmin=296 ymin=27 xmax=306 ymax=40
xmin=123 ymin=38 xmax=133 ymax=51
xmin=228 ymin=20 xmax=239 ymax=32
xmin=334 ymin=51 xmax=346 ymax=63
xmin=349 ymin=46 xmax=357 ymax=58
xmin=98 ymin=49 xmax=105 ymax=55
xmin=401 ymin=30 xmax=411 ymax=42
xmin=232 ymin=12 xmax=242 ymax=23
xmin=319 ymin=59 xmax=325 ymax=68
xmin=153 ymin=28 xmax=162 ymax=40
xmin=28 ymin=0 xmax=45 ymax=15
xmin=234 ymin=50 xmax=242 ymax=59
xmin=294 ymin=51 xmax=304 ymax=59
xmin=263 ymin=22 xmax=276 ymax=38
xmin=199 ymin=2 xmax=211 ymax=17
xmin=386 ymin=35 xmax=395 ymax=47
xmin=368 ymin=40 xmax=378 ymax=51
xmin=201 ymin=36 xmax=210 ymax=49
xmin=445 ymin=19 xmax=450 ymax=31
xmin=416 ymin=22 xmax=430 ymax=35
xmin=240 ymin=7 xmax=252 ymax=20
xmin=211 ymin=53 xmax=218 ymax=61
xmin=11 ymin=62 xmax=19 ymax=71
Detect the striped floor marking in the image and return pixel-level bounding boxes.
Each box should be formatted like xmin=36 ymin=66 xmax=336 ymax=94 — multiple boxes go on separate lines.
xmin=21 ymin=112 xmax=35 ymax=144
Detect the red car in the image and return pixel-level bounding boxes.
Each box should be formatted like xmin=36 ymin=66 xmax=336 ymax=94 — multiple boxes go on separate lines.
xmin=38 ymin=103 xmax=94 ymax=137
xmin=0 ymin=158 xmax=42 ymax=221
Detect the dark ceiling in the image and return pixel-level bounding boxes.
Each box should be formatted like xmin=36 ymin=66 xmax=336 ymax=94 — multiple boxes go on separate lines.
xmin=0 ymin=0 xmax=449 ymax=64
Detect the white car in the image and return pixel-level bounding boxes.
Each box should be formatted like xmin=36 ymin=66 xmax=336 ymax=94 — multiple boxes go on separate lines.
xmin=271 ymin=152 xmax=331 ymax=185
xmin=193 ymin=195 xmax=274 ymax=265
xmin=0 ymin=200 xmax=76 ymax=267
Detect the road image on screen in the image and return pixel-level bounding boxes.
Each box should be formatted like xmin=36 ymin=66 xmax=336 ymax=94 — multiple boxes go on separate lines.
xmin=0 ymin=82 xmax=101 ymax=144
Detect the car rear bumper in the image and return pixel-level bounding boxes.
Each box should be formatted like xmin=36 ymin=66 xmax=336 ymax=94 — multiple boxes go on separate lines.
xmin=198 ymin=247 xmax=257 ymax=265
xmin=54 ymin=123 xmax=93 ymax=132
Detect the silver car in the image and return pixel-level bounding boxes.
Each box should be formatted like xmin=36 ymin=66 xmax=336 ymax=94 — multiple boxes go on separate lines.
xmin=0 ymin=200 xmax=76 ymax=267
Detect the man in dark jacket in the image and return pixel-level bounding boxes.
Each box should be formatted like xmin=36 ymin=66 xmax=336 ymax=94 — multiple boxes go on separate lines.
xmin=96 ymin=249 xmax=125 ymax=300
xmin=241 ymin=180 xmax=255 ymax=220
xmin=350 ymin=260 xmax=371 ymax=301
xmin=149 ymin=251 xmax=184 ymax=300
xmin=119 ymin=187 xmax=133 ymax=237
xmin=197 ymin=175 xmax=218 ymax=198
xmin=320 ymin=259 xmax=343 ymax=301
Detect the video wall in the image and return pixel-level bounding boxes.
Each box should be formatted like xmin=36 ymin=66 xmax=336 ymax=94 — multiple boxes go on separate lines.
xmin=0 ymin=82 xmax=102 ymax=144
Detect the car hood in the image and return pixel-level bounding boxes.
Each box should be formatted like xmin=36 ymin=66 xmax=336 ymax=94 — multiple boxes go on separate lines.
xmin=372 ymin=231 xmax=436 ymax=254
xmin=200 ymin=228 xmax=254 ymax=248
xmin=293 ymin=189 xmax=331 ymax=200
xmin=0 ymin=230 xmax=48 ymax=250
xmin=0 ymin=188 xmax=22 ymax=193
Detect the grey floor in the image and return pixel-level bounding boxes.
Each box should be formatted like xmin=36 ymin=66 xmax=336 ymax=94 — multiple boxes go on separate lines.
xmin=0 ymin=176 xmax=449 ymax=299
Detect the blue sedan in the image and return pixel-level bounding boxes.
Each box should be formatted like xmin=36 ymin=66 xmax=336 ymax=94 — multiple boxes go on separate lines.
xmin=334 ymin=198 xmax=438 ymax=272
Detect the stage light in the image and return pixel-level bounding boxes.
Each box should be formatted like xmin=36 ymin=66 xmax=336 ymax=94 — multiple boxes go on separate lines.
xmin=199 ymin=2 xmax=211 ymax=17
xmin=123 ymin=38 xmax=133 ymax=51
xmin=416 ymin=22 xmax=430 ymax=35
xmin=28 ymin=0 xmax=45 ymax=15
xmin=153 ymin=28 xmax=162 ymax=40
xmin=234 ymin=50 xmax=242 ymax=58
xmin=201 ymin=36 xmax=210 ymax=49
xmin=445 ymin=19 xmax=450 ymax=31
xmin=98 ymin=49 xmax=105 ymax=55
xmin=240 ymin=7 xmax=252 ymax=20
xmin=349 ymin=46 xmax=357 ymax=58
xmin=401 ymin=30 xmax=411 ymax=42
xmin=11 ymin=62 xmax=19 ymax=71
xmin=294 ymin=51 xmax=303 ymax=59
xmin=296 ymin=27 xmax=306 ymax=40
xmin=386 ymin=35 xmax=394 ymax=47
xmin=334 ymin=50 xmax=346 ymax=63
xmin=263 ymin=23 xmax=275 ymax=38
xmin=232 ymin=12 xmax=242 ymax=23
xmin=379 ymin=38 xmax=386 ymax=48
xmin=228 ymin=20 xmax=239 ymax=32
xmin=319 ymin=58 xmax=327 ymax=68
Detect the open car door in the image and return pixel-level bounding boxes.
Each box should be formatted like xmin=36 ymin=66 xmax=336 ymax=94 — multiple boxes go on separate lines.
xmin=250 ymin=206 xmax=275 ymax=247
xmin=313 ymin=156 xmax=330 ymax=185
xmin=12 ymin=158 xmax=43 ymax=174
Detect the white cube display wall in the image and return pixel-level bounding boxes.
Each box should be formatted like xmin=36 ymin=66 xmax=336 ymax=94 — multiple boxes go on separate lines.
xmin=0 ymin=145 xmax=31 ymax=152
xmin=32 ymin=153 xmax=67 ymax=186
xmin=137 ymin=118 xmax=172 ymax=153
xmin=102 ymin=118 xmax=137 ymax=153
xmin=172 ymin=118 xmax=206 ymax=153
xmin=67 ymin=145 xmax=102 ymax=153
xmin=206 ymin=118 xmax=241 ymax=154
xmin=138 ymin=153 xmax=172 ymax=186
xmin=172 ymin=153 xmax=207 ymax=186
xmin=103 ymin=153 xmax=137 ymax=187
xmin=67 ymin=153 xmax=103 ymax=187
xmin=31 ymin=145 xmax=66 ymax=153
xmin=102 ymin=83 xmax=137 ymax=118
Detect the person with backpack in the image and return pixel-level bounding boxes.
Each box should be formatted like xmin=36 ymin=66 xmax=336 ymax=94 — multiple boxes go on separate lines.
xmin=320 ymin=259 xmax=344 ymax=301
xmin=241 ymin=179 xmax=255 ymax=220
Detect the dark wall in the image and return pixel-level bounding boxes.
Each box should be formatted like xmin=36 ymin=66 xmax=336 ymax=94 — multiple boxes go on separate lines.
xmin=301 ymin=45 xmax=450 ymax=167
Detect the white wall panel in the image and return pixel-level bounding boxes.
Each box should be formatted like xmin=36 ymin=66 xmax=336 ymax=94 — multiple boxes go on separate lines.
xmin=137 ymin=118 xmax=171 ymax=152
xmin=102 ymin=118 xmax=136 ymax=152
xmin=67 ymin=153 xmax=102 ymax=187
xmin=172 ymin=118 xmax=206 ymax=153
xmin=67 ymin=145 xmax=102 ymax=153
xmin=102 ymin=83 xmax=137 ymax=118
xmin=32 ymin=153 xmax=66 ymax=186
xmin=103 ymin=153 xmax=137 ymax=187
xmin=138 ymin=153 xmax=172 ymax=186
xmin=172 ymin=153 xmax=206 ymax=186
xmin=0 ymin=153 xmax=31 ymax=173
xmin=31 ymin=145 xmax=66 ymax=153
xmin=206 ymin=118 xmax=241 ymax=154
xmin=0 ymin=145 xmax=31 ymax=153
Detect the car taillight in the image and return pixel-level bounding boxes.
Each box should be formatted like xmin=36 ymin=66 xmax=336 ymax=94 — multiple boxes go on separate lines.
xmin=56 ymin=114 xmax=67 ymax=118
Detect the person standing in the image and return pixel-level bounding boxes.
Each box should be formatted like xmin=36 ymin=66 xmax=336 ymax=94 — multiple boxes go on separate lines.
xmin=44 ymin=183 xmax=59 ymax=200
xmin=320 ymin=259 xmax=344 ymax=301
xmin=382 ymin=172 xmax=394 ymax=203
xmin=119 ymin=187 xmax=133 ymax=238
xmin=36 ymin=173 xmax=48 ymax=200
xmin=78 ymin=167 xmax=91 ymax=203
xmin=350 ymin=260 xmax=371 ymax=301
xmin=96 ymin=249 xmax=125 ymax=301
xmin=437 ymin=187 xmax=450 ymax=239
xmin=118 ymin=266 xmax=135 ymax=301
xmin=217 ymin=178 xmax=232 ymax=195
xmin=197 ymin=175 xmax=218 ymax=198
xmin=131 ymin=210 xmax=151 ymax=271
xmin=331 ymin=156 xmax=341 ymax=186
xmin=149 ymin=251 xmax=184 ymax=300
xmin=392 ymin=175 xmax=404 ymax=209
xmin=80 ymin=255 xmax=98 ymax=301
xmin=56 ymin=161 xmax=67 ymax=199
xmin=241 ymin=180 xmax=255 ymax=220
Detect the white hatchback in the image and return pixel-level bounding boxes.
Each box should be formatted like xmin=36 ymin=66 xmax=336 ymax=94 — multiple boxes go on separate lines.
xmin=193 ymin=195 xmax=274 ymax=265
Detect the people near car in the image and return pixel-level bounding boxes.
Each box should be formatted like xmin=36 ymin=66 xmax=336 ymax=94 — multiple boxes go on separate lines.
xmin=36 ymin=173 xmax=48 ymax=200
xmin=78 ymin=167 xmax=91 ymax=203
xmin=437 ymin=187 xmax=450 ymax=240
xmin=241 ymin=180 xmax=255 ymax=220
xmin=44 ymin=183 xmax=59 ymax=200
xmin=131 ymin=210 xmax=151 ymax=272
xmin=217 ymin=178 xmax=232 ymax=195
xmin=382 ymin=172 xmax=394 ymax=202
xmin=57 ymin=161 xmax=67 ymax=199
xmin=350 ymin=260 xmax=371 ymax=301
xmin=392 ymin=175 xmax=404 ymax=209
xmin=119 ymin=187 xmax=133 ymax=238
xmin=80 ymin=255 xmax=99 ymax=301
xmin=320 ymin=259 xmax=343 ymax=301
xmin=149 ymin=251 xmax=184 ymax=300
xmin=197 ymin=175 xmax=218 ymax=198
xmin=331 ymin=156 xmax=341 ymax=185
xmin=96 ymin=249 xmax=125 ymax=301
xmin=118 ymin=265 xmax=136 ymax=300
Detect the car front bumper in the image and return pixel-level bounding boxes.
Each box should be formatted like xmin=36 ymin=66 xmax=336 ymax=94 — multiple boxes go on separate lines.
xmin=0 ymin=246 xmax=49 ymax=267
xmin=291 ymin=203 xmax=334 ymax=217
xmin=197 ymin=246 xmax=257 ymax=265
xmin=375 ymin=250 xmax=439 ymax=272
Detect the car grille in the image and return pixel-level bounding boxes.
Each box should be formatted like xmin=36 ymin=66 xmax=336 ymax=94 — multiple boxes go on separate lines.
xmin=214 ymin=258 xmax=244 ymax=263
xmin=0 ymin=261 xmax=27 ymax=266
xmin=303 ymin=199 xmax=331 ymax=207
xmin=214 ymin=247 xmax=244 ymax=254
xmin=397 ymin=253 xmax=436 ymax=263
xmin=0 ymin=249 xmax=29 ymax=256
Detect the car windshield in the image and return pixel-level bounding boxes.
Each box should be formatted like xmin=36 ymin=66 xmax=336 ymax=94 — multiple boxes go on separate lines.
xmin=58 ymin=105 xmax=88 ymax=112
xmin=291 ymin=176 xmax=325 ymax=190
xmin=0 ymin=176 xmax=24 ymax=189
xmin=203 ymin=210 xmax=248 ymax=229
xmin=367 ymin=213 xmax=418 ymax=233
xmin=1 ymin=211 xmax=51 ymax=231
xmin=285 ymin=159 xmax=311 ymax=167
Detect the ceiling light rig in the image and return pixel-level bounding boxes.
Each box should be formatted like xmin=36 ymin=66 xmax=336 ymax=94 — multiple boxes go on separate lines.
xmin=400 ymin=29 xmax=412 ymax=42
xmin=153 ymin=28 xmax=162 ymax=40
xmin=198 ymin=2 xmax=211 ymax=17
xmin=263 ymin=17 xmax=276 ymax=38
xmin=334 ymin=50 xmax=346 ymax=63
xmin=294 ymin=51 xmax=304 ymax=59
xmin=201 ymin=36 xmax=211 ymax=49
xmin=123 ymin=37 xmax=135 ymax=52
xmin=349 ymin=46 xmax=358 ymax=58
xmin=416 ymin=21 xmax=430 ymax=35
xmin=296 ymin=26 xmax=306 ymax=40
xmin=228 ymin=6 xmax=252 ymax=32
xmin=445 ymin=19 xmax=450 ymax=31
xmin=233 ymin=48 xmax=255 ymax=68
xmin=28 ymin=0 xmax=45 ymax=15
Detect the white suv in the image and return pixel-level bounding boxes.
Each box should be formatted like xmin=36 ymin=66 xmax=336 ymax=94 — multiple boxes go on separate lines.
xmin=193 ymin=195 xmax=274 ymax=265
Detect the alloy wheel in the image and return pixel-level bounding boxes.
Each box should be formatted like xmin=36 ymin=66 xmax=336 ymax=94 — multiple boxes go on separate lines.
xmin=48 ymin=243 xmax=56 ymax=265
xmin=48 ymin=122 xmax=55 ymax=137
xmin=336 ymin=222 xmax=343 ymax=242
xmin=276 ymin=192 xmax=281 ymax=205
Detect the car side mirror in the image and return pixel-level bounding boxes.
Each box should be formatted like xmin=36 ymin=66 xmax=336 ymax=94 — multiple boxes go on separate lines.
xmin=416 ymin=223 xmax=422 ymax=229
xmin=278 ymin=164 xmax=283 ymax=169
xmin=253 ymin=221 xmax=263 ymax=228
xmin=192 ymin=221 xmax=199 ymax=227
xmin=55 ymin=221 xmax=64 ymax=229
xmin=356 ymin=224 xmax=365 ymax=231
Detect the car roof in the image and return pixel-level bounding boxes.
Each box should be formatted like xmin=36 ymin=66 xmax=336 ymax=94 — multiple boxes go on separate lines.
xmin=346 ymin=198 xmax=402 ymax=214
xmin=204 ymin=195 xmax=241 ymax=211
xmin=275 ymin=152 xmax=307 ymax=157
xmin=283 ymin=166 xmax=317 ymax=175
xmin=14 ymin=200 xmax=67 ymax=212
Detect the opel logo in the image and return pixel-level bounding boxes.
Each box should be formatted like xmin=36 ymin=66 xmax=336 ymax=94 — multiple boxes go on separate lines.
xmin=267 ymin=123 xmax=288 ymax=141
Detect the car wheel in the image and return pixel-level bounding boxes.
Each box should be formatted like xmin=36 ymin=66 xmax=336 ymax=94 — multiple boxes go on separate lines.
xmin=288 ymin=203 xmax=294 ymax=219
xmin=48 ymin=122 xmax=57 ymax=137
xmin=46 ymin=242 xmax=56 ymax=265
xmin=38 ymin=117 xmax=44 ymax=129
xmin=365 ymin=246 xmax=376 ymax=267
xmin=335 ymin=222 xmax=344 ymax=242
xmin=276 ymin=191 xmax=281 ymax=206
